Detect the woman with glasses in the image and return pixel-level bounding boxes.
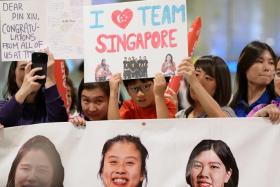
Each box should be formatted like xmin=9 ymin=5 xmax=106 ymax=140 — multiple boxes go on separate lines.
xmin=176 ymin=55 xmax=235 ymax=118
xmin=230 ymin=41 xmax=278 ymax=120
xmin=107 ymin=73 xmax=177 ymax=119
xmin=247 ymin=56 xmax=280 ymax=123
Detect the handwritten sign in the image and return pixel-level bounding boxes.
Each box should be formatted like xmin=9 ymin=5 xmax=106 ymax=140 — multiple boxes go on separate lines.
xmin=83 ymin=0 xmax=188 ymax=82
xmin=0 ymin=0 xmax=46 ymax=61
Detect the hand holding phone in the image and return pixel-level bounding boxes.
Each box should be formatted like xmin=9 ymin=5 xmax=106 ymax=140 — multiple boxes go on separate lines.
xmin=31 ymin=52 xmax=48 ymax=85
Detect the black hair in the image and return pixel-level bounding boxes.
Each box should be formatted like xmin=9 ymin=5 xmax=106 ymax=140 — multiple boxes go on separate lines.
xmin=230 ymin=41 xmax=276 ymax=108
xmin=186 ymin=139 xmax=239 ymax=187
xmin=98 ymin=134 xmax=149 ymax=187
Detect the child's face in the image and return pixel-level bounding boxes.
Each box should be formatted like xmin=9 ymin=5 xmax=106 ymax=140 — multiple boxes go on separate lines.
xmin=81 ymin=88 xmax=109 ymax=120
xmin=274 ymin=60 xmax=280 ymax=96
xmin=127 ymin=80 xmax=155 ymax=108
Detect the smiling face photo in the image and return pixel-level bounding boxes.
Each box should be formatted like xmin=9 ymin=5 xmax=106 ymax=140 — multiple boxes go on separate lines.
xmin=99 ymin=135 xmax=148 ymax=187
xmin=186 ymin=139 xmax=239 ymax=187
xmin=190 ymin=150 xmax=232 ymax=187
xmin=14 ymin=149 xmax=54 ymax=187
xmin=6 ymin=135 xmax=64 ymax=187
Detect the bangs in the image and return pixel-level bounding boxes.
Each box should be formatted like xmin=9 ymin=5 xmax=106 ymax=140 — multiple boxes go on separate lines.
xmin=195 ymin=58 xmax=216 ymax=78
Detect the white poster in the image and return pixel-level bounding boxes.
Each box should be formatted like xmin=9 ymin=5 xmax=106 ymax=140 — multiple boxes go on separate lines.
xmin=83 ymin=0 xmax=188 ymax=82
xmin=1 ymin=118 xmax=280 ymax=187
xmin=0 ymin=0 xmax=47 ymax=61
xmin=47 ymin=0 xmax=91 ymax=59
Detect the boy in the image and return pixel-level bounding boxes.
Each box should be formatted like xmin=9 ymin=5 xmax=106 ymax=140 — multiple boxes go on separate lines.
xmin=108 ymin=73 xmax=176 ymax=119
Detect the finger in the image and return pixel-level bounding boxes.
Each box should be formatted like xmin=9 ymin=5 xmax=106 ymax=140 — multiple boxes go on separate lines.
xmin=24 ymin=62 xmax=32 ymax=74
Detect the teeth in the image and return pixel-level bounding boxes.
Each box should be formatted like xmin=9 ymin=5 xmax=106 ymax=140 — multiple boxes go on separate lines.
xmin=113 ymin=178 xmax=127 ymax=184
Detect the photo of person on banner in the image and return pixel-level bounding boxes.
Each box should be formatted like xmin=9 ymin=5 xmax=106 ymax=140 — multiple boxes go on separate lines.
xmin=98 ymin=134 xmax=148 ymax=187
xmin=161 ymin=53 xmax=176 ymax=76
xmin=185 ymin=139 xmax=239 ymax=187
xmin=6 ymin=135 xmax=64 ymax=187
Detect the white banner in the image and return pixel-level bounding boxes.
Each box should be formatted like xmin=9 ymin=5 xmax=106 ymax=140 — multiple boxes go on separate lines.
xmin=1 ymin=118 xmax=280 ymax=187
xmin=83 ymin=0 xmax=188 ymax=82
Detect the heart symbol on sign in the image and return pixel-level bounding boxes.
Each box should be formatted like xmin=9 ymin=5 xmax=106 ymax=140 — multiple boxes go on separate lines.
xmin=111 ymin=9 xmax=133 ymax=29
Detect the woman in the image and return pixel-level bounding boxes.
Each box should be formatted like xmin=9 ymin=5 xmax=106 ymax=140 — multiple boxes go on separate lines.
xmin=69 ymin=78 xmax=110 ymax=126
xmin=98 ymin=134 xmax=149 ymax=187
xmin=6 ymin=135 xmax=64 ymax=187
xmin=230 ymin=41 xmax=277 ymax=117
xmin=176 ymin=55 xmax=235 ymax=118
xmin=186 ymin=139 xmax=239 ymax=187
xmin=161 ymin=54 xmax=176 ymax=76
xmin=247 ymin=56 xmax=280 ymax=123
xmin=0 ymin=50 xmax=68 ymax=127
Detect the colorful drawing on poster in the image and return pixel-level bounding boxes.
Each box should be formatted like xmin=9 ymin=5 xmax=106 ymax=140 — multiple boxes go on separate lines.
xmin=83 ymin=0 xmax=187 ymax=82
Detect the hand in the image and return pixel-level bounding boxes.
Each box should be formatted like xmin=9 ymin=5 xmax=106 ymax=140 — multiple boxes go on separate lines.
xmin=15 ymin=62 xmax=45 ymax=103
xmin=109 ymin=73 xmax=122 ymax=94
xmin=44 ymin=48 xmax=56 ymax=87
xmin=153 ymin=73 xmax=167 ymax=97
xmin=177 ymin=57 xmax=197 ymax=84
xmin=0 ymin=124 xmax=4 ymax=129
xmin=254 ymin=104 xmax=280 ymax=124
xmin=164 ymin=87 xmax=178 ymax=110
xmin=69 ymin=115 xmax=86 ymax=127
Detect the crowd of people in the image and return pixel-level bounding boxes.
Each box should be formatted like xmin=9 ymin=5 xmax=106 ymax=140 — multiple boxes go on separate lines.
xmin=1 ymin=40 xmax=279 ymax=187
xmin=0 ymin=40 xmax=280 ymax=128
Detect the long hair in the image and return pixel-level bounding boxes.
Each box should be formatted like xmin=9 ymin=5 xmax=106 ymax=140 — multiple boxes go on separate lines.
xmin=187 ymin=55 xmax=232 ymax=107
xmin=230 ymin=41 xmax=276 ymax=108
xmin=6 ymin=135 xmax=64 ymax=187
xmin=3 ymin=61 xmax=18 ymax=99
xmin=186 ymin=139 xmax=239 ymax=187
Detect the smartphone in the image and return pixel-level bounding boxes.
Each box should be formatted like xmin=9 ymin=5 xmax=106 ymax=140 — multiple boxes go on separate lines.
xmin=31 ymin=52 xmax=48 ymax=85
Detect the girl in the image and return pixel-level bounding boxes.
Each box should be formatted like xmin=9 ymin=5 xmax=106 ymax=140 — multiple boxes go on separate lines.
xmin=176 ymin=55 xmax=235 ymax=118
xmin=230 ymin=41 xmax=276 ymax=117
xmin=69 ymin=79 xmax=110 ymax=126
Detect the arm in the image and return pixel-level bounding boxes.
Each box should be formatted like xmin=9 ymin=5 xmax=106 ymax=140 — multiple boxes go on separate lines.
xmin=45 ymin=85 xmax=68 ymax=122
xmin=252 ymin=104 xmax=280 ymax=124
xmin=177 ymin=58 xmax=228 ymax=117
xmin=44 ymin=49 xmax=56 ymax=89
xmin=153 ymin=73 xmax=170 ymax=118
xmin=0 ymin=63 xmax=45 ymax=126
xmin=0 ymin=98 xmax=24 ymax=127
xmin=107 ymin=74 xmax=122 ymax=120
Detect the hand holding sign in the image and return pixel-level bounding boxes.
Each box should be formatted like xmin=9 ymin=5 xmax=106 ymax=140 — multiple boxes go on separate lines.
xmin=165 ymin=16 xmax=202 ymax=96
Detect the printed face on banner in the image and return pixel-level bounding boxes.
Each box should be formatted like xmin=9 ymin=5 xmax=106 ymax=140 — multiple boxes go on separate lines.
xmin=0 ymin=0 xmax=47 ymax=61
xmin=14 ymin=149 xmax=54 ymax=187
xmin=101 ymin=142 xmax=144 ymax=187
xmin=83 ymin=0 xmax=187 ymax=82
xmin=190 ymin=150 xmax=232 ymax=187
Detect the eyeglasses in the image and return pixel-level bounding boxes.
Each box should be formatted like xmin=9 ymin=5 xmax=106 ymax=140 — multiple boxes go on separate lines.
xmin=128 ymin=83 xmax=152 ymax=94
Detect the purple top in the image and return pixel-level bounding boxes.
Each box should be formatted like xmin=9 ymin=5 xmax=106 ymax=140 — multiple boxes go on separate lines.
xmin=247 ymin=97 xmax=280 ymax=117
xmin=0 ymin=85 xmax=68 ymax=127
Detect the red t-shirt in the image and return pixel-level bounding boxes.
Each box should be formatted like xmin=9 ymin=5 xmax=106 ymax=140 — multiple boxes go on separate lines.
xmin=120 ymin=98 xmax=176 ymax=119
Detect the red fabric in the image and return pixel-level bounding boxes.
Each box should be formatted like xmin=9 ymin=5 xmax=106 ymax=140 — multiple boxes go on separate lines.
xmin=120 ymin=98 xmax=176 ymax=119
